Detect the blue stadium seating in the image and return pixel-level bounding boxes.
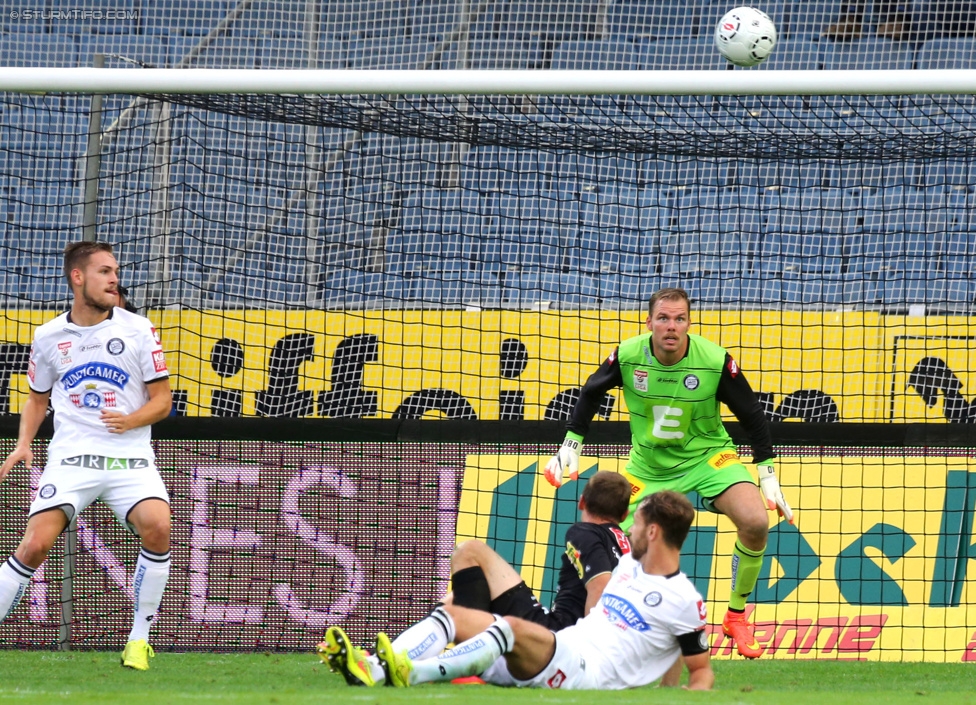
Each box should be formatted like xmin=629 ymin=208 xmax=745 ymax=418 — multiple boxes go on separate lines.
xmin=48 ymin=0 xmax=137 ymax=34
xmin=140 ymin=0 xmax=236 ymax=36
xmin=256 ymin=35 xmax=346 ymax=69
xmin=916 ymin=37 xmax=976 ymax=69
xmin=78 ymin=35 xmax=170 ymax=68
xmin=0 ymin=34 xmax=78 ymax=66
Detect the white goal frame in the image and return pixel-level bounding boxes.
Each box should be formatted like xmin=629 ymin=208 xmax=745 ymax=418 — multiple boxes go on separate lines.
xmin=1 ymin=67 xmax=976 ymax=95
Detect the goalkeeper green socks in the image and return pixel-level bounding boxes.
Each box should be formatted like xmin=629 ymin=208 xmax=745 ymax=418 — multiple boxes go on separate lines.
xmin=728 ymin=540 xmax=765 ymax=612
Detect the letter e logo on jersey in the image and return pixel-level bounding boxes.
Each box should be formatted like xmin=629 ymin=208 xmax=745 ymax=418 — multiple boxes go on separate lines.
xmin=547 ymin=669 xmax=567 ymax=689
xmin=152 ymin=350 xmax=167 ymax=373
xmin=633 ymin=369 xmax=648 ymax=392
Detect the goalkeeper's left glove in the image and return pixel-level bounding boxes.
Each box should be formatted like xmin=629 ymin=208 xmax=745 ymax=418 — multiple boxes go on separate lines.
xmin=758 ymin=460 xmax=794 ymax=524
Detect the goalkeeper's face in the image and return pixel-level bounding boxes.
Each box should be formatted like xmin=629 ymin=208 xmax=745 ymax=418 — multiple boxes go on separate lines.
xmin=646 ymin=299 xmax=690 ymax=364
xmin=78 ymin=251 xmax=121 ymax=313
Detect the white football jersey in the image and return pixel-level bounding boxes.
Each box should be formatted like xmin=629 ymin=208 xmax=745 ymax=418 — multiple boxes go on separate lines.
xmin=27 ymin=307 xmax=169 ymax=464
xmin=566 ymin=552 xmax=707 ymax=688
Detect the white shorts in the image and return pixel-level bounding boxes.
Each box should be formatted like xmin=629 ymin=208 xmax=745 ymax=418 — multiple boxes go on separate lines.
xmin=29 ymin=455 xmax=169 ymax=535
xmin=483 ymin=625 xmax=609 ymax=690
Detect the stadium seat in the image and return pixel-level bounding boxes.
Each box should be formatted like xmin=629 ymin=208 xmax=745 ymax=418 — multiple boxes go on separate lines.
xmin=78 ymin=35 xmax=170 ymax=68
xmin=638 ymin=36 xmax=728 ymax=71
xmin=758 ymin=37 xmax=821 ymax=70
xmin=611 ymin=0 xmax=706 ymax=39
xmin=347 ymin=36 xmax=436 ymax=69
xmin=322 ymin=0 xmax=411 ymax=38
xmin=461 ymin=37 xmax=542 ymax=70
xmin=140 ymin=0 xmax=237 ymax=36
xmin=783 ymin=0 xmax=849 ymax=37
xmin=256 ymin=35 xmax=346 ymax=69
xmin=50 ymin=0 xmax=137 ymax=34
xmin=782 ymin=274 xmax=825 ymax=305
xmin=460 ymin=146 xmax=553 ymax=193
xmin=0 ymin=34 xmax=78 ymax=67
xmin=168 ymin=35 xmax=259 ymax=68
xmin=916 ymin=37 xmax=976 ymax=69
xmin=822 ymin=36 xmax=915 ymax=70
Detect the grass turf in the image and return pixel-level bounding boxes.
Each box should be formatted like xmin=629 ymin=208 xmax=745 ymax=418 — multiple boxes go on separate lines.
xmin=0 ymin=651 xmax=972 ymax=704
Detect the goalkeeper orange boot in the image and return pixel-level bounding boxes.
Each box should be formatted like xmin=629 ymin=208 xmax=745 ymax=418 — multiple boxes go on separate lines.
xmin=722 ymin=610 xmax=765 ymax=659
xmin=317 ymin=626 xmax=376 ymax=686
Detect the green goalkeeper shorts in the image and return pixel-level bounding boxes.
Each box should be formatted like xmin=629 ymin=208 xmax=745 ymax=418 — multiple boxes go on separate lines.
xmin=619 ymin=448 xmax=756 ymax=531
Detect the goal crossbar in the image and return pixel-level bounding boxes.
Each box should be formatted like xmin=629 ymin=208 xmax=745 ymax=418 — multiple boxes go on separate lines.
xmin=2 ymin=67 xmax=976 ymax=95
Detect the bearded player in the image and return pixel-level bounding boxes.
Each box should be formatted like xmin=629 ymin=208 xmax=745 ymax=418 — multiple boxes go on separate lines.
xmin=0 ymin=241 xmax=173 ymax=670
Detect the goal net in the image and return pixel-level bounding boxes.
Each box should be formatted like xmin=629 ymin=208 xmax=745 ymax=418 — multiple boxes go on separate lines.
xmin=1 ymin=0 xmax=976 ymax=660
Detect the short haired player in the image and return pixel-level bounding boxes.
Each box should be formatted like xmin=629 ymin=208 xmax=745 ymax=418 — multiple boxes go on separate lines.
xmin=319 ymin=470 xmax=633 ymax=686
xmin=331 ymin=491 xmax=713 ymax=691
xmin=0 ymin=241 xmax=173 ymax=670
xmin=545 ymin=287 xmax=793 ymax=659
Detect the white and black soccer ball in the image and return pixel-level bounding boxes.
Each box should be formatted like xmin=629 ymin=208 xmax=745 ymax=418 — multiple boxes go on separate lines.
xmin=715 ymin=6 xmax=778 ymax=67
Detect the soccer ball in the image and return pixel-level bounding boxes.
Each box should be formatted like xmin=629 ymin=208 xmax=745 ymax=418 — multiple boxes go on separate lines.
xmin=715 ymin=7 xmax=778 ymax=67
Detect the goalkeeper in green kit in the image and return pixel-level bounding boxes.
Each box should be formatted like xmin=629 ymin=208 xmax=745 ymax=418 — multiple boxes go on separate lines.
xmin=544 ymin=287 xmax=793 ymax=660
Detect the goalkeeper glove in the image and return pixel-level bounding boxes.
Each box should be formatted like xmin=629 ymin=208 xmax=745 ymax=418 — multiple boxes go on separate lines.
xmin=544 ymin=433 xmax=582 ymax=488
xmin=758 ymin=460 xmax=794 ymax=524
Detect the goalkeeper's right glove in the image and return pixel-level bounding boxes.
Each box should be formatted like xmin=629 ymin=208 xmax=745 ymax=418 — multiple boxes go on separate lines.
xmin=544 ymin=433 xmax=583 ymax=488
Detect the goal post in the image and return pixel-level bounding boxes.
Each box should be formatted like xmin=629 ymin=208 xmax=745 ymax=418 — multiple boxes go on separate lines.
xmin=3 ymin=66 xmax=976 ymax=94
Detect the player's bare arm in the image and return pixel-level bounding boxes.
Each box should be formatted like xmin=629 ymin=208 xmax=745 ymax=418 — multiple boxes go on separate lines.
xmin=582 ymin=572 xmax=611 ymax=614
xmin=100 ymin=377 xmax=172 ymax=434
xmin=682 ymin=650 xmax=714 ymax=690
xmin=0 ymin=389 xmax=51 ymax=482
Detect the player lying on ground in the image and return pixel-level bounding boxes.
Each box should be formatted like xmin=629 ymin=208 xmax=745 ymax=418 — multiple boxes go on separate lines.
xmin=326 ymin=490 xmax=714 ymax=691
xmin=317 ymin=470 xmax=633 ymax=686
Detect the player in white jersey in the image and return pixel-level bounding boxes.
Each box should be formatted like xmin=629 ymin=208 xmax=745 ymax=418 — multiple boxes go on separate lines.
xmin=0 ymin=242 xmax=173 ymax=671
xmin=333 ymin=490 xmax=714 ymax=691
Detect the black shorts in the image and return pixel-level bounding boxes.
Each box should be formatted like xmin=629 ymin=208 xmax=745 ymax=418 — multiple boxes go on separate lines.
xmin=488 ymin=582 xmax=578 ymax=632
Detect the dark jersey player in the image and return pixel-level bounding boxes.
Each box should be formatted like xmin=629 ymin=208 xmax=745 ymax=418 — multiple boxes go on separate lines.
xmin=544 ymin=287 xmax=794 ymax=660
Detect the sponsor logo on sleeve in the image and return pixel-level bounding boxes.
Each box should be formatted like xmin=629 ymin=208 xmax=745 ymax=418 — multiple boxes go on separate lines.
xmin=609 ymin=526 xmax=631 ymax=554
xmin=727 ymin=358 xmax=739 ymax=377
xmin=566 ymin=540 xmax=584 ymax=579
xmin=27 ymin=360 xmax=36 ymax=382
xmin=633 ymin=369 xmax=648 ymax=392
xmin=697 ymin=599 xmax=707 ymax=621
xmin=546 ymin=670 xmax=567 ymax=689
xmin=606 ymin=348 xmax=617 ymax=365
xmin=152 ymin=350 xmax=168 ymax=373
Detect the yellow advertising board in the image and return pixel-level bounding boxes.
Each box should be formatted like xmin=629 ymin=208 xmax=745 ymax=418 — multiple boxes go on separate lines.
xmin=458 ymin=453 xmax=976 ymax=662
xmin=1 ymin=309 xmax=975 ymax=421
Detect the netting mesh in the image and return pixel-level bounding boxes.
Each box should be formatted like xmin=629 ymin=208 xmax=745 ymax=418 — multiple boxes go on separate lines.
xmin=2 ymin=0 xmax=976 ymax=662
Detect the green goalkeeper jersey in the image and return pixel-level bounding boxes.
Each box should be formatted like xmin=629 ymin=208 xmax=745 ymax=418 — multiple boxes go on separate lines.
xmin=566 ymin=332 xmax=774 ymax=480
xmin=617 ymin=332 xmax=731 ymax=479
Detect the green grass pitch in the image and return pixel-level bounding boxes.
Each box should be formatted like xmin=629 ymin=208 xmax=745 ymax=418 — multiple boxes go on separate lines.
xmin=0 ymin=652 xmax=973 ymax=705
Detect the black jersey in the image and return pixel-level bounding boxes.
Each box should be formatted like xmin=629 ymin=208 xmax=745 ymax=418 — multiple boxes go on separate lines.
xmin=549 ymin=521 xmax=631 ymax=627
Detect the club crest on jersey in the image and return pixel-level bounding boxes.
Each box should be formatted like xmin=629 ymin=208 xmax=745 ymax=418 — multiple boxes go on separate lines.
xmin=107 ymin=338 xmax=125 ymax=355
xmin=601 ymin=594 xmax=650 ymax=631
xmin=61 ymin=362 xmax=130 ymax=391
xmin=643 ymin=591 xmax=663 ymax=607
xmin=633 ymin=369 xmax=648 ymax=392
xmin=683 ymin=374 xmax=700 ymax=390
xmin=71 ymin=384 xmax=117 ymax=410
